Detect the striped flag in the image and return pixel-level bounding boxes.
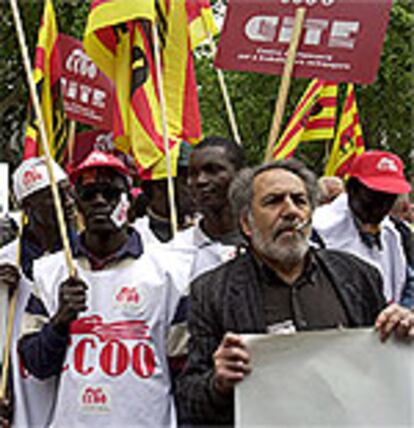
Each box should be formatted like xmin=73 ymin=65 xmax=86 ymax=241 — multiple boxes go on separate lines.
xmin=84 ymin=0 xmax=212 ymax=179
xmin=24 ymin=0 xmax=67 ymax=163
xmin=324 ymin=84 xmax=365 ymax=177
xmin=272 ymin=79 xmax=337 ymax=160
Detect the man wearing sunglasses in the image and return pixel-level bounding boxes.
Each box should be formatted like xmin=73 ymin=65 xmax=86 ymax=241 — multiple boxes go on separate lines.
xmin=18 ymin=150 xmax=194 ymax=427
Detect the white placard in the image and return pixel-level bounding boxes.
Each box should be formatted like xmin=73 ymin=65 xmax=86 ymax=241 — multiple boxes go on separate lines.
xmin=236 ymin=329 xmax=414 ymax=427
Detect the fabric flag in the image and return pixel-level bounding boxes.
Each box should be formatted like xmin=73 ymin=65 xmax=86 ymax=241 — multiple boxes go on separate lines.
xmin=272 ymin=79 xmax=338 ymax=160
xmin=24 ymin=0 xmax=67 ymax=164
xmin=324 ymin=84 xmax=365 ymax=177
xmin=84 ymin=0 xmax=212 ymax=179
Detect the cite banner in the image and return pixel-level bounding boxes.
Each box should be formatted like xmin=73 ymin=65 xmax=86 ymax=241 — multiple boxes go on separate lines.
xmin=215 ymin=0 xmax=393 ymax=84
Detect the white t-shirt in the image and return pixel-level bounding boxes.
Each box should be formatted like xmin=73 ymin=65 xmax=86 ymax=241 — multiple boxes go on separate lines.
xmin=0 ymin=239 xmax=57 ymax=428
xmin=32 ymin=244 xmax=194 ymax=428
xmin=313 ymin=193 xmax=407 ymax=303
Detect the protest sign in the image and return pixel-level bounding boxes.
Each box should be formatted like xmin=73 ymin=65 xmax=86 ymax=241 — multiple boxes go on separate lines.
xmin=59 ymin=34 xmax=114 ymax=130
xmin=216 ymin=0 xmax=393 ymax=84
xmin=236 ymin=329 xmax=414 ymax=427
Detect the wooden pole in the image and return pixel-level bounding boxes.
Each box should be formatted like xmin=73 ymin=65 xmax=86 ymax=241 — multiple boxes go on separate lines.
xmin=201 ymin=10 xmax=241 ymax=145
xmin=152 ymin=22 xmax=178 ymax=237
xmin=9 ymin=0 xmax=75 ymax=276
xmin=264 ymin=7 xmax=306 ymax=162
xmin=67 ymin=120 xmax=77 ymax=165
xmin=0 ymin=220 xmax=22 ymax=399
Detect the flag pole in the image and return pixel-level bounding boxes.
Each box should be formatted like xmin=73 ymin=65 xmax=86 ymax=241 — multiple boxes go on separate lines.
xmin=152 ymin=22 xmax=178 ymax=237
xmin=67 ymin=120 xmax=77 ymax=164
xmin=9 ymin=0 xmax=75 ymax=276
xmin=264 ymin=7 xmax=306 ymax=162
xmin=201 ymin=10 xmax=241 ymax=145
xmin=0 ymin=220 xmax=23 ymax=400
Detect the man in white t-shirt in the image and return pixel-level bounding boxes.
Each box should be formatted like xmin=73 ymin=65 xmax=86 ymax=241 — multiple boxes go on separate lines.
xmin=313 ymin=151 xmax=413 ymax=306
xmin=18 ymin=150 xmax=193 ymax=427
xmin=167 ymin=137 xmax=246 ymax=373
xmin=0 ymin=156 xmax=76 ymax=427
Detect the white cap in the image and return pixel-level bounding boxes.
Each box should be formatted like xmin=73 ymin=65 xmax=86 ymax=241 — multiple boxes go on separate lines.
xmin=13 ymin=157 xmax=68 ymax=203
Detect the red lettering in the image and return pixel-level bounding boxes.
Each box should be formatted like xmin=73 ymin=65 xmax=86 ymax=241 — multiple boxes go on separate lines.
xmin=132 ymin=343 xmax=155 ymax=378
xmin=74 ymin=338 xmax=96 ymax=375
xmin=100 ymin=340 xmax=129 ymax=377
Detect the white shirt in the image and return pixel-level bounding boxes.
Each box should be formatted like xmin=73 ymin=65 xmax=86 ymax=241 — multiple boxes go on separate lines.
xmin=313 ymin=193 xmax=407 ymax=303
xmin=0 ymin=239 xmax=57 ymax=428
xmin=32 ymin=244 xmax=194 ymax=428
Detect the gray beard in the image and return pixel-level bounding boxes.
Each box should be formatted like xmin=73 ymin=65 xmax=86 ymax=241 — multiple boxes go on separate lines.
xmin=250 ymin=219 xmax=309 ymax=269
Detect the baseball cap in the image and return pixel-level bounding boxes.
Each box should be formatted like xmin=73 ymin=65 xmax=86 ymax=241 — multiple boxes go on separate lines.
xmin=349 ymin=150 xmax=411 ymax=194
xmin=69 ymin=150 xmax=131 ymax=185
xmin=13 ymin=157 xmax=67 ymax=203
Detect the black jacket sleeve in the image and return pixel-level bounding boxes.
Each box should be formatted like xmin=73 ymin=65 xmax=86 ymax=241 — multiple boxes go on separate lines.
xmin=175 ymin=271 xmax=233 ymax=426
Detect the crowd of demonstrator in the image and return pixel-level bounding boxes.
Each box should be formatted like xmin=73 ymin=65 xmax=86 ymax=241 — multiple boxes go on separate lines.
xmin=0 ymin=139 xmax=413 ymax=427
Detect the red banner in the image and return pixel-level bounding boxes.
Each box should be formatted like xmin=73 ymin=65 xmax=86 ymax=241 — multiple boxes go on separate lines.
xmin=59 ymin=34 xmax=114 ymax=130
xmin=215 ymin=0 xmax=392 ymax=84
xmin=69 ymin=130 xmax=113 ymax=166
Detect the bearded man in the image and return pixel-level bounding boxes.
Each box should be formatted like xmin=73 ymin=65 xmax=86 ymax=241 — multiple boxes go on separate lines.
xmin=175 ymin=159 xmax=414 ymax=426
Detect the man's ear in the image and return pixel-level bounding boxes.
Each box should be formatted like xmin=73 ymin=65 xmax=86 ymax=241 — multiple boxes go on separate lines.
xmin=240 ymin=211 xmax=253 ymax=238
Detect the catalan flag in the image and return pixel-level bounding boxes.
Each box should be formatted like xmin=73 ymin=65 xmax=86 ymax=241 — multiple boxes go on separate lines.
xmin=324 ymin=84 xmax=365 ymax=177
xmin=24 ymin=0 xmax=67 ymax=163
xmin=84 ymin=0 xmax=212 ymax=179
xmin=272 ymin=79 xmax=337 ymax=160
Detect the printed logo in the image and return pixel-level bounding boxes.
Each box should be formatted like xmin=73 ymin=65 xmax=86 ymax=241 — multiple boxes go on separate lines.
xmin=67 ymin=316 xmax=156 ymax=379
xmin=114 ymin=284 xmax=148 ymax=316
xmin=65 ymin=48 xmax=97 ymax=80
xmin=376 ymin=157 xmax=398 ymax=172
xmin=22 ymin=168 xmax=44 ymax=188
xmin=80 ymin=385 xmax=111 ymax=413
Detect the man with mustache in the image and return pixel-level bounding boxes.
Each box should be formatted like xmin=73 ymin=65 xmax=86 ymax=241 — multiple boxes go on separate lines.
xmin=176 ymin=159 xmax=414 ymax=426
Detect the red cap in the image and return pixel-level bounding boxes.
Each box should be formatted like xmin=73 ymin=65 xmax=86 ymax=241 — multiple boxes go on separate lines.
xmin=69 ymin=150 xmax=130 ymax=184
xmin=349 ymin=151 xmax=411 ymax=194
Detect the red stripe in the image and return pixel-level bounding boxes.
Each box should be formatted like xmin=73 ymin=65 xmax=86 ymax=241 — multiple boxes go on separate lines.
xmin=91 ymin=0 xmax=112 ymax=9
xmin=305 ymin=118 xmax=335 ymax=130
xmin=23 ymin=137 xmax=39 ymax=159
xmin=182 ymin=43 xmax=202 ymax=142
xmin=317 ymin=96 xmax=337 ymax=108
xmin=34 ymin=47 xmax=45 ymax=72
xmin=290 ymin=80 xmax=324 ymax=116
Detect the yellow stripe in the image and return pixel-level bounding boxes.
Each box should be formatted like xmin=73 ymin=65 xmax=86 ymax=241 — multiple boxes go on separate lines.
xmin=85 ymin=1 xmax=155 ymax=35
xmin=190 ymin=8 xmax=218 ymax=49
xmin=163 ymin=1 xmax=188 ymax=138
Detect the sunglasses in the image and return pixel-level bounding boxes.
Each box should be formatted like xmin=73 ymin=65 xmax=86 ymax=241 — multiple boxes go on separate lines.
xmin=77 ymin=184 xmax=124 ymax=202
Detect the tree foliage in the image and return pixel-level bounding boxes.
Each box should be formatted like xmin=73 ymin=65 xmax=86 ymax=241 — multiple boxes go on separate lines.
xmin=0 ymin=0 xmax=412 ymax=178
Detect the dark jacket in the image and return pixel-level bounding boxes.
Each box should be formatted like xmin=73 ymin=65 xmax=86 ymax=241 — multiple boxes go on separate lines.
xmin=176 ymin=248 xmax=386 ymax=426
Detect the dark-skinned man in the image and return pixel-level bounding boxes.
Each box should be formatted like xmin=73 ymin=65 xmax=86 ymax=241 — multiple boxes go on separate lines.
xmin=0 ymin=157 xmax=76 ymax=427
xmin=18 ymin=150 xmax=193 ymax=427
xmin=313 ymin=151 xmax=414 ymax=307
xmin=132 ymin=141 xmax=195 ymax=244
xmin=176 ymin=159 xmax=414 ymax=426
xmin=166 ymin=137 xmax=246 ymax=376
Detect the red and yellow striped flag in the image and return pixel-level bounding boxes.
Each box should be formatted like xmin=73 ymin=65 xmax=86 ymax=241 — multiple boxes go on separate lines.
xmin=272 ymin=79 xmax=337 ymax=160
xmin=24 ymin=0 xmax=67 ymax=163
xmin=84 ymin=0 xmax=213 ymax=179
xmin=324 ymin=84 xmax=365 ymax=177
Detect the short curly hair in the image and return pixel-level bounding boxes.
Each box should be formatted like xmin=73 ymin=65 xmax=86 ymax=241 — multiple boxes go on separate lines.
xmin=229 ymin=159 xmax=318 ymax=221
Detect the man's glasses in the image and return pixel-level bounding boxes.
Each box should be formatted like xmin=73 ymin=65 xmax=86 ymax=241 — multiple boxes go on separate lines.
xmin=77 ymin=184 xmax=124 ymax=202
